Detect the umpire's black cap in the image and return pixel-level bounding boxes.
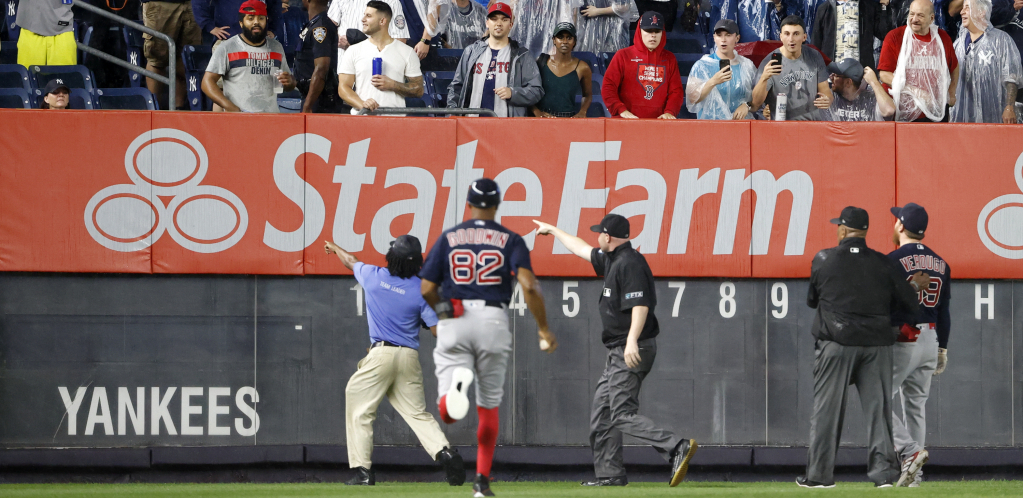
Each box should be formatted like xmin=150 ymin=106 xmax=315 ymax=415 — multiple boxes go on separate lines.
xmin=389 ymin=234 xmax=422 ymax=259
xmin=590 ymin=213 xmax=630 ymax=239
xmin=891 ymin=203 xmax=928 ymax=236
xmin=830 ymin=206 xmax=869 ymax=230
xmin=467 ymin=178 xmax=501 ymax=209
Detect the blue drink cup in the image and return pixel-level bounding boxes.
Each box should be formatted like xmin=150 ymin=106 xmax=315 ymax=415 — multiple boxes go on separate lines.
xmin=372 ymin=58 xmax=383 ymax=76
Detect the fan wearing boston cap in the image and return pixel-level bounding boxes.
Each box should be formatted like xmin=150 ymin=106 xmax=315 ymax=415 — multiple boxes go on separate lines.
xmin=324 ymin=235 xmax=465 ymax=487
xmin=799 ymin=206 xmax=931 ymax=489
xmin=885 ymin=203 xmax=952 ymax=487
xmin=420 ymin=178 xmax=556 ymax=497
xmin=534 ymin=215 xmax=698 ymax=487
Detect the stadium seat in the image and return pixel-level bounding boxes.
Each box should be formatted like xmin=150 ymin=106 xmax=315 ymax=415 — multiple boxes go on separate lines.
xmin=665 ymin=36 xmax=705 ymax=55
xmin=674 ymin=53 xmax=701 ymax=79
xmin=182 ymin=45 xmax=213 ymax=111
xmin=0 ymin=41 xmax=16 ymax=65
xmin=31 ymin=87 xmax=95 ymax=109
xmin=123 ymin=24 xmax=147 ymax=88
xmin=277 ymin=96 xmax=302 ymax=113
xmin=421 ymin=48 xmax=462 ymax=72
xmin=30 ymin=65 xmax=95 ymax=92
xmin=0 ymin=63 xmax=30 ymax=91
xmin=572 ymin=51 xmax=600 ymax=75
xmin=576 ymin=94 xmax=610 ymax=118
xmin=4 ymin=0 xmax=19 ymax=41
xmin=0 ymin=87 xmax=30 ymax=108
xmin=590 ymin=72 xmax=602 ymax=92
xmin=405 ymin=94 xmax=435 ymax=111
xmin=78 ymin=24 xmax=93 ymax=64
xmin=95 ymin=87 xmax=157 ymax=110
xmin=598 ymin=52 xmax=615 ymax=73
xmin=425 ymin=70 xmax=454 ymax=108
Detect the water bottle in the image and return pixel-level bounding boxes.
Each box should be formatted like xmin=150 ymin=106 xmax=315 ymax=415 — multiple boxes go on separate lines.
xmin=775 ymin=93 xmax=787 ymax=121
xmin=273 ymin=69 xmax=283 ymax=94
xmin=372 ymin=58 xmax=383 ymax=76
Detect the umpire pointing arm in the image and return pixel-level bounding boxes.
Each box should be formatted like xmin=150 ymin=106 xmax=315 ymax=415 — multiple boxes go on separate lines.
xmin=800 ymin=207 xmax=930 ymax=489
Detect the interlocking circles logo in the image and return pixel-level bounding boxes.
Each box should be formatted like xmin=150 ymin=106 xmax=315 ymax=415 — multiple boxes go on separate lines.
xmin=977 ymin=150 xmax=1023 ymax=259
xmin=85 ymin=129 xmax=248 ymax=253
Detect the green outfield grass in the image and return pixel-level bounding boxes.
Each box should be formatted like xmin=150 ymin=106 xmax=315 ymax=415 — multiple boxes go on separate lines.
xmin=1 ymin=481 xmax=1023 ymax=497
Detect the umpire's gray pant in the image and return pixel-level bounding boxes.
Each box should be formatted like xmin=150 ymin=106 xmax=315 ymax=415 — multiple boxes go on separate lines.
xmin=590 ymin=338 xmax=682 ymax=478
xmin=806 ymin=340 xmax=900 ymax=485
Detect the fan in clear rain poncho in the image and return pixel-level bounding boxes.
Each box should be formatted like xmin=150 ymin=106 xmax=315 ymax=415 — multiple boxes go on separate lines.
xmin=421 ymin=0 xmax=489 ymax=50
xmin=507 ymin=0 xmax=578 ymax=56
xmin=881 ymin=0 xmax=960 ymax=121
xmin=950 ymin=0 xmax=1023 ymax=123
xmin=575 ymin=0 xmax=634 ymax=53
xmin=686 ymin=19 xmax=758 ymax=119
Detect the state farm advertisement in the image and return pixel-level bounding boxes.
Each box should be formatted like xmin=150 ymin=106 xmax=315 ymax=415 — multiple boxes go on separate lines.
xmin=1 ymin=111 xmax=1021 ymax=278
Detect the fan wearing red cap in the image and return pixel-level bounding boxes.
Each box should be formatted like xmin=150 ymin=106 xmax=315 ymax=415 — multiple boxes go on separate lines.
xmin=201 ymin=0 xmax=296 ymax=113
xmin=446 ymin=2 xmax=544 ymax=117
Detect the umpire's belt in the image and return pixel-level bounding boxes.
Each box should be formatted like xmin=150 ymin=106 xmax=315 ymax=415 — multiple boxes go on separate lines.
xmin=371 ymin=340 xmax=406 ymax=349
xmin=460 ymin=299 xmax=507 ymax=309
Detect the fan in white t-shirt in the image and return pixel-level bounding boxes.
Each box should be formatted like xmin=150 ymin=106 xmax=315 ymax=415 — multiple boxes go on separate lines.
xmin=338 ymin=0 xmax=425 ymax=115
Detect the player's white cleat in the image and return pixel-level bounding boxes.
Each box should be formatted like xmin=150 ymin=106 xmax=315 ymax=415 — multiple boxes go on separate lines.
xmin=446 ymin=367 xmax=474 ymax=421
xmin=897 ymin=450 xmax=928 ymax=487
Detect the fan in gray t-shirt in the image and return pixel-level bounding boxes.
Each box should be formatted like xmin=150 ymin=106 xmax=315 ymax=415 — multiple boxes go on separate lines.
xmin=755 ymin=47 xmax=831 ymax=121
xmin=206 ymin=35 xmax=291 ymax=113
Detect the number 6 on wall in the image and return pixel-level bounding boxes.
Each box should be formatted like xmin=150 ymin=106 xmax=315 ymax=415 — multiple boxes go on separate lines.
xmin=563 ymin=281 xmax=580 ymax=317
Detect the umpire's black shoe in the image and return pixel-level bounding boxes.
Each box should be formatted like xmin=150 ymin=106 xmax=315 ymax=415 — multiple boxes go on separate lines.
xmin=437 ymin=447 xmax=466 ymax=486
xmin=581 ymin=476 xmax=628 ymax=486
xmin=795 ymin=476 xmax=835 ymax=488
xmin=345 ymin=466 xmax=375 ymax=485
xmin=472 ymin=473 xmax=495 ymax=497
xmin=669 ymin=438 xmax=698 ymax=487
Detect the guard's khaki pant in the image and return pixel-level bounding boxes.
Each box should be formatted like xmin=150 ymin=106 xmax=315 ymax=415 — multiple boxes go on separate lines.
xmin=345 ymin=345 xmax=450 ymax=469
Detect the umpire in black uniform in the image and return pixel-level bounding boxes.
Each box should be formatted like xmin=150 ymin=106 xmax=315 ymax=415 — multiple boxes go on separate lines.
xmin=799 ymin=207 xmax=931 ymax=489
xmin=294 ymin=0 xmax=342 ymax=113
xmin=534 ymin=214 xmax=698 ymax=487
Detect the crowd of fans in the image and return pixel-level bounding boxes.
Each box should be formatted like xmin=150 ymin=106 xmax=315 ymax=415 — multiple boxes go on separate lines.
xmin=8 ymin=0 xmax=1023 ymax=122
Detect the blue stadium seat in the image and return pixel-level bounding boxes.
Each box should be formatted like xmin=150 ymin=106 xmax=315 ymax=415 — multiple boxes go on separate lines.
xmin=425 ymin=70 xmax=454 ymax=108
xmin=277 ymin=96 xmax=302 ymax=113
xmin=590 ymin=72 xmax=603 ymax=92
xmin=30 ymin=65 xmax=95 ymax=92
xmin=4 ymin=0 xmax=19 ymax=41
xmin=182 ymin=45 xmax=213 ymax=111
xmin=0 ymin=41 xmax=16 ymax=65
xmin=0 ymin=87 xmax=30 ymax=108
xmin=78 ymin=24 xmax=93 ymax=64
xmin=32 ymin=87 xmax=94 ymax=109
xmin=0 ymin=63 xmax=30 ymax=91
xmin=95 ymin=87 xmax=158 ymax=110
xmin=576 ymin=94 xmax=610 ymax=117
xmin=598 ymin=52 xmax=615 ymax=74
xmin=422 ymin=48 xmax=462 ymax=72
xmin=572 ymin=51 xmax=601 ymax=75
xmin=664 ymin=35 xmax=706 ymax=55
xmin=405 ymin=94 xmax=435 ymax=110
xmin=674 ymin=53 xmax=701 ymax=78
xmin=123 ymin=24 xmax=147 ymax=88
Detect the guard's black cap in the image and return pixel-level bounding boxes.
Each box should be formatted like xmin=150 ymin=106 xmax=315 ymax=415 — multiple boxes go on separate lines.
xmin=590 ymin=213 xmax=630 ymax=239
xmin=639 ymin=11 xmax=665 ymax=31
xmin=830 ymin=206 xmax=869 ymax=230
xmin=43 ymin=79 xmax=70 ymax=95
xmin=890 ymin=203 xmax=928 ymax=236
xmin=389 ymin=234 xmax=422 ymax=259
xmin=827 ymin=58 xmax=864 ymax=87
xmin=466 ymin=178 xmax=501 ymax=209
xmin=713 ymin=19 xmax=739 ymax=35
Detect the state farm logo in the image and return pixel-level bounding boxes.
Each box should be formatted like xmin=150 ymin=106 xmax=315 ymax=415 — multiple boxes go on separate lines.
xmin=977 ymin=150 xmax=1023 ymax=259
xmin=85 ymin=129 xmax=248 ymax=253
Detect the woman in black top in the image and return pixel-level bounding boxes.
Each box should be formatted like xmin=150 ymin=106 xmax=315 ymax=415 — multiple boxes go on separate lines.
xmin=531 ymin=22 xmax=593 ymax=118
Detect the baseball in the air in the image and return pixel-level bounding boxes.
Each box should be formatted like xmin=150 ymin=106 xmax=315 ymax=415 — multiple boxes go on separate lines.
xmin=539 ymin=339 xmax=550 ymax=351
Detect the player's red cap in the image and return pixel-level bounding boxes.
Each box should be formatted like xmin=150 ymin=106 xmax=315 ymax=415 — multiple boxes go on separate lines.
xmin=488 ymin=2 xmax=513 ymax=19
xmin=239 ymin=0 xmax=268 ymax=17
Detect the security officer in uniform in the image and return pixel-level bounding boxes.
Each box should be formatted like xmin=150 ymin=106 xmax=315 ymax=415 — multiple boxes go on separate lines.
xmin=534 ymin=214 xmax=698 ymax=488
xmin=295 ymin=0 xmax=342 ymax=113
xmin=799 ymin=206 xmax=931 ymax=489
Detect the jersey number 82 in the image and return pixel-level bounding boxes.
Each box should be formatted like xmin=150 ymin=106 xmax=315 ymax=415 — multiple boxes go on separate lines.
xmin=450 ymin=249 xmax=505 ymax=285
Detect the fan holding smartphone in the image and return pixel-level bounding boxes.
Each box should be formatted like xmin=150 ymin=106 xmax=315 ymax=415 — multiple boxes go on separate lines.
xmin=752 ymin=15 xmax=834 ymax=121
xmin=685 ymin=19 xmax=758 ymax=120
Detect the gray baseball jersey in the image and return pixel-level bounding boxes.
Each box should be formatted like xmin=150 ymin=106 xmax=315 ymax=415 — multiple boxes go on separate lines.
xmin=755 ymin=48 xmax=830 ymax=121
xmin=328 ymin=0 xmax=411 ymax=40
xmin=831 ymin=87 xmax=884 ymax=121
xmin=443 ymin=1 xmax=487 ymax=50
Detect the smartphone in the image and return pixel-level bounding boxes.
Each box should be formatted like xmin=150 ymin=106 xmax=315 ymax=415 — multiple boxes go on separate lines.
xmin=770 ymin=53 xmax=782 ymax=66
xmin=719 ymin=59 xmax=730 ymax=72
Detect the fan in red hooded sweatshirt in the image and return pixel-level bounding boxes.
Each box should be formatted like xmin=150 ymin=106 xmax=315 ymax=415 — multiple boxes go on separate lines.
xmin=601 ymin=11 xmax=684 ymax=119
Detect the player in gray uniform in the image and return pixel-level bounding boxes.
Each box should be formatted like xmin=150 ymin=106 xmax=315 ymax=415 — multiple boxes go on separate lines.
xmin=420 ymin=178 xmax=557 ymax=497
xmin=886 ymin=203 xmax=952 ymax=487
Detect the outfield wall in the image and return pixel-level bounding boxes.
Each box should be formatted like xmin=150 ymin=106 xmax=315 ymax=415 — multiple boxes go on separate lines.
xmin=1 ymin=113 xmax=1023 ymax=454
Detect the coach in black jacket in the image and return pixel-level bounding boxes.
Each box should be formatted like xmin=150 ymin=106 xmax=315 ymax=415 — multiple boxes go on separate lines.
xmin=798 ymin=206 xmax=930 ymax=489
xmin=811 ymin=0 xmax=894 ymax=69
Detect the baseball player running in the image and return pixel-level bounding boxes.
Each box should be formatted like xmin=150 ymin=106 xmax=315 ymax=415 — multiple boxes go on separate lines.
xmin=887 ymin=203 xmax=951 ymax=487
xmin=420 ymin=178 xmax=558 ymax=497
